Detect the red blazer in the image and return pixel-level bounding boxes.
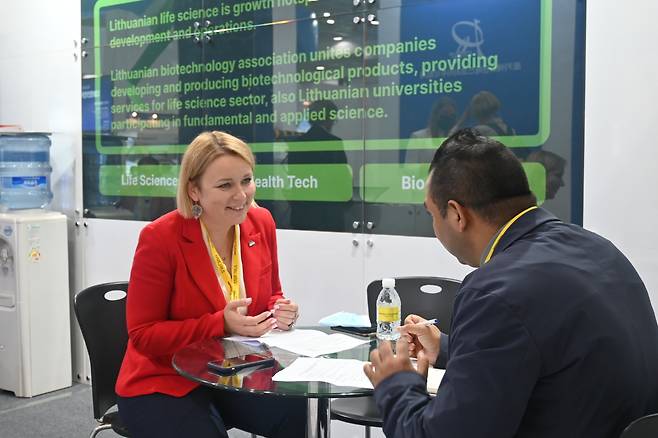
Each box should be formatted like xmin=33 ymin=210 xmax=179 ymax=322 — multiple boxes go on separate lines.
xmin=116 ymin=207 xmax=284 ymax=397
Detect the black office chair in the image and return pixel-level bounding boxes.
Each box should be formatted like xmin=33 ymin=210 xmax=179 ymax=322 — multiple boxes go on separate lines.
xmin=620 ymin=413 xmax=658 ymax=438
xmin=330 ymin=276 xmax=461 ymax=437
xmin=74 ymin=281 xmax=131 ymax=438
xmin=74 ymin=282 xmax=258 ymax=438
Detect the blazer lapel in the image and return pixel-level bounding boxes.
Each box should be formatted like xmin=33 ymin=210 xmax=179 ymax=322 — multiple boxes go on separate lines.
xmin=180 ymin=217 xmax=225 ymax=310
xmin=240 ymin=217 xmax=262 ymax=305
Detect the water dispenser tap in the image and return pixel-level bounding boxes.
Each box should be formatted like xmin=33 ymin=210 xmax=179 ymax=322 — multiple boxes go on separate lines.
xmin=0 ymin=247 xmax=12 ymax=270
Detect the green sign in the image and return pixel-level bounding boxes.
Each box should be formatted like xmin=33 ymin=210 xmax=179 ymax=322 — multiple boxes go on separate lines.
xmin=254 ymin=164 xmax=353 ymax=202
xmin=360 ymin=163 xmax=429 ymax=204
xmin=99 ymin=164 xmax=179 ymax=197
xmin=523 ymin=162 xmax=547 ymax=205
xmin=99 ymin=161 xmax=545 ymax=205
xmin=360 ymin=162 xmax=546 ymax=205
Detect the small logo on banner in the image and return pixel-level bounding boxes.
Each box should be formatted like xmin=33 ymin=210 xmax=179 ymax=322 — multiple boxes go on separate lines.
xmin=452 ymin=19 xmax=485 ymax=56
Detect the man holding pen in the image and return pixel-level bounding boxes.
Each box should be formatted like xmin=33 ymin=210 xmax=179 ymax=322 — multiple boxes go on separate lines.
xmin=363 ymin=129 xmax=658 ymax=438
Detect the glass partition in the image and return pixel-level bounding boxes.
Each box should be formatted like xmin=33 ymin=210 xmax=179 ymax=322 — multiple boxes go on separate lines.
xmin=82 ymin=0 xmax=585 ymax=235
xmin=208 ymin=6 xmax=368 ymax=232
xmin=362 ymin=0 xmax=584 ymax=236
xmin=81 ymin=0 xmax=203 ymax=220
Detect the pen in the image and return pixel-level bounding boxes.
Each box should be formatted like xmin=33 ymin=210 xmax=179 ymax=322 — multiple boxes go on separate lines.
xmin=421 ymin=318 xmax=439 ymax=326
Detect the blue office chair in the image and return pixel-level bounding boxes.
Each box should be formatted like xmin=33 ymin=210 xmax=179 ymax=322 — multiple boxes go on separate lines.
xmin=330 ymin=276 xmax=461 ymax=437
xmin=620 ymin=413 xmax=658 ymax=438
xmin=74 ymin=281 xmax=131 ymax=438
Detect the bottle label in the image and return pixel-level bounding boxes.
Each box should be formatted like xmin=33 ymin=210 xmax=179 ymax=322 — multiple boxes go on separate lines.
xmin=0 ymin=176 xmax=47 ymax=189
xmin=378 ymin=306 xmax=400 ymax=323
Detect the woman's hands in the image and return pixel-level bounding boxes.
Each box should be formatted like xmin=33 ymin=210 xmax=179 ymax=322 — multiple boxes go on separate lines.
xmin=272 ymin=298 xmax=299 ymax=331
xmin=223 ymin=298 xmax=277 ymax=337
xmin=222 ymin=297 xmax=300 ymax=336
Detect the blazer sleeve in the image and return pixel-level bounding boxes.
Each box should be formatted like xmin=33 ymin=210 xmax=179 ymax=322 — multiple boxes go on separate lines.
xmin=259 ymin=208 xmax=285 ymax=309
xmin=126 ymin=222 xmax=225 ymax=357
xmin=374 ymin=288 xmax=541 ymax=438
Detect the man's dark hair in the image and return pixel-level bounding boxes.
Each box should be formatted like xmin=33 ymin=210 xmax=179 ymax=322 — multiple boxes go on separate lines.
xmin=428 ymin=128 xmax=536 ymax=225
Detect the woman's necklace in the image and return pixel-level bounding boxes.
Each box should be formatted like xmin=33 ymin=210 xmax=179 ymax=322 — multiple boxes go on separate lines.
xmin=217 ymin=239 xmax=232 ymax=264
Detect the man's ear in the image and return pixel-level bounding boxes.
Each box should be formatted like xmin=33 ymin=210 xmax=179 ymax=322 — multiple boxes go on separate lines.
xmin=447 ymin=200 xmax=469 ymax=232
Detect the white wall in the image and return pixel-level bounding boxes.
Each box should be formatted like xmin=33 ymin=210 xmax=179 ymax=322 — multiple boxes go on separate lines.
xmin=584 ymin=0 xmax=658 ymax=311
xmin=0 ymin=0 xmax=83 ymax=380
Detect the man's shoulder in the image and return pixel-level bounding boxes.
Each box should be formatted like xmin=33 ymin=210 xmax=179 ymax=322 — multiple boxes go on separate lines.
xmin=461 ymin=219 xmax=639 ymax=312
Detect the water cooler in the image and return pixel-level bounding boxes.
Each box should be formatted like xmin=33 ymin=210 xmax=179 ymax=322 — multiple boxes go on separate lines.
xmin=0 ymin=211 xmax=71 ymax=397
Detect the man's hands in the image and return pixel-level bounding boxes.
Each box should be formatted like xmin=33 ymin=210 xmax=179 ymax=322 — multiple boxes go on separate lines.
xmin=272 ymin=298 xmax=299 ymax=331
xmin=363 ymin=336 xmax=430 ymax=388
xmin=223 ymin=298 xmax=277 ymax=337
xmin=399 ymin=314 xmax=441 ymax=366
xmin=363 ymin=314 xmax=443 ymax=388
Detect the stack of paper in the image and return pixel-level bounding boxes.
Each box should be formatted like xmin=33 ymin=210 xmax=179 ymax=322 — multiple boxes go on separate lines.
xmin=273 ymin=357 xmax=373 ymax=388
xmin=426 ymin=368 xmax=446 ymax=394
xmin=273 ymin=357 xmax=445 ymax=394
xmin=226 ymin=329 xmax=369 ymax=357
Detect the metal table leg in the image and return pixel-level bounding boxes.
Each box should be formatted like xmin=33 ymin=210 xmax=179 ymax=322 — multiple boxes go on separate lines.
xmin=306 ymin=398 xmax=330 ymax=438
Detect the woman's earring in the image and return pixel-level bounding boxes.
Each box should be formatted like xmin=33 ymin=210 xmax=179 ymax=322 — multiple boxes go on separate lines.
xmin=192 ymin=202 xmax=203 ymax=219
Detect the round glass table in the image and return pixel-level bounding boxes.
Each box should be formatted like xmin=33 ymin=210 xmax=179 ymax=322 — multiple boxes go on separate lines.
xmin=172 ymin=329 xmax=377 ymax=438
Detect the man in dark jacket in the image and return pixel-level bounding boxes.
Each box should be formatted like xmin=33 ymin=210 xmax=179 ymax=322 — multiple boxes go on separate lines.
xmin=364 ymin=129 xmax=658 ymax=438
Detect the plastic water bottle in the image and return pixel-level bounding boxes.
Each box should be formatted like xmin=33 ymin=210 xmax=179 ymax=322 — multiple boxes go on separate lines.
xmin=0 ymin=133 xmax=53 ymax=210
xmin=376 ymin=278 xmax=401 ymax=341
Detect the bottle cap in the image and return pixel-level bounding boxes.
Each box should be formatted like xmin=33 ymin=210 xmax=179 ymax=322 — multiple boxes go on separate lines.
xmin=382 ymin=278 xmax=395 ymax=288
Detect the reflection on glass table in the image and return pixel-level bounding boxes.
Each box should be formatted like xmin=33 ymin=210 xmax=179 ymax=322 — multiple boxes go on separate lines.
xmin=172 ymin=330 xmax=377 ymax=438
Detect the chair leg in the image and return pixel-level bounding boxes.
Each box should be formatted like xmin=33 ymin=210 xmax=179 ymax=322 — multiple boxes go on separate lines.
xmin=90 ymin=424 xmax=112 ymax=438
xmin=365 ymin=425 xmax=371 ymax=438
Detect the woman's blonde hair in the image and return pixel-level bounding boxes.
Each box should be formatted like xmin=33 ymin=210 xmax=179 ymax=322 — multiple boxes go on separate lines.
xmin=177 ymin=131 xmax=255 ymax=218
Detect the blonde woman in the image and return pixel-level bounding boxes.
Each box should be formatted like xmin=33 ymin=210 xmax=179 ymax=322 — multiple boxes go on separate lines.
xmin=116 ymin=131 xmax=305 ymax=437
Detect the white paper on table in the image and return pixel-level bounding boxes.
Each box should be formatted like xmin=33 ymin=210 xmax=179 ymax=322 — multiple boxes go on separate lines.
xmin=272 ymin=357 xmax=373 ymax=388
xmin=273 ymin=357 xmax=446 ymax=394
xmin=410 ymin=359 xmax=446 ymax=395
xmin=426 ymin=368 xmax=445 ymax=394
xmin=225 ymin=329 xmax=369 ymax=357
xmin=225 ymin=328 xmax=312 ymax=343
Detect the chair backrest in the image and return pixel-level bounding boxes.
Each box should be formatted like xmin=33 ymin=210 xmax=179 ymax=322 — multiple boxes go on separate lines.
xmin=74 ymin=281 xmax=129 ymax=420
xmin=620 ymin=413 xmax=658 ymax=438
xmin=367 ymin=276 xmax=461 ymax=334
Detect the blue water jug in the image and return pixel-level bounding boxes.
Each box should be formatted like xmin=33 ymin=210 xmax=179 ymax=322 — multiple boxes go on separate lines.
xmin=0 ymin=133 xmax=53 ymax=210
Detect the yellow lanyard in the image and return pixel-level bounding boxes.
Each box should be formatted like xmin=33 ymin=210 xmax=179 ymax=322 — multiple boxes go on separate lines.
xmin=216 ymin=371 xmax=243 ymax=387
xmin=201 ymin=222 xmax=241 ymax=301
xmin=483 ymin=206 xmax=538 ymax=264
